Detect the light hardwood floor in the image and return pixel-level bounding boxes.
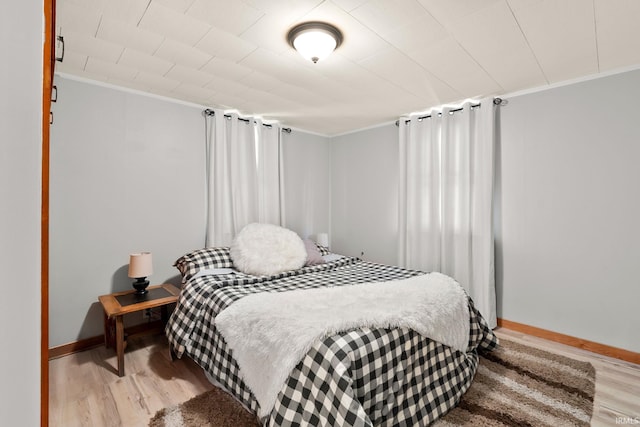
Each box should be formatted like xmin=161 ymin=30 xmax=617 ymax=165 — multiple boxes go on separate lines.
xmin=49 ymin=328 xmax=640 ymax=426
xmin=49 ymin=334 xmax=214 ymax=427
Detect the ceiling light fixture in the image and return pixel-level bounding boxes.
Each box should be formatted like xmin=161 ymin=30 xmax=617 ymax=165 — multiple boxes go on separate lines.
xmin=287 ymin=21 xmax=343 ymax=64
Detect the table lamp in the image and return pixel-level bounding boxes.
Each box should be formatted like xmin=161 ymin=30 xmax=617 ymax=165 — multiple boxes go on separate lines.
xmin=128 ymin=252 xmax=153 ymax=295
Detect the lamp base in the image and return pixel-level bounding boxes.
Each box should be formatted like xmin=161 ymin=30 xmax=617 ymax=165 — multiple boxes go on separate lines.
xmin=132 ymin=277 xmax=149 ymax=295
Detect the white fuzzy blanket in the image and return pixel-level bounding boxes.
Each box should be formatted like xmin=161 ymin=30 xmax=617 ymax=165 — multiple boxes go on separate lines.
xmin=214 ymin=272 xmax=470 ymax=418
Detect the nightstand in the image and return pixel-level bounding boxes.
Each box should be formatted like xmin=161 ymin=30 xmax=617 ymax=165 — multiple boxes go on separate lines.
xmin=98 ymin=283 xmax=180 ymax=377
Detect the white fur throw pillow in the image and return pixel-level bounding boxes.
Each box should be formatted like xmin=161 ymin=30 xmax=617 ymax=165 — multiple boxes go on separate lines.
xmin=231 ymin=223 xmax=307 ymax=276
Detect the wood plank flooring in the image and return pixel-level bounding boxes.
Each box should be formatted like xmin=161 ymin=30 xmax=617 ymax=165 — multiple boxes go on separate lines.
xmin=49 ymin=334 xmax=213 ymax=427
xmin=49 ymin=328 xmax=640 ymax=426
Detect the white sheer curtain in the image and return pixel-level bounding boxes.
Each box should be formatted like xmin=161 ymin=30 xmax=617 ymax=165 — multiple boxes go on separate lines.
xmin=255 ymin=118 xmax=285 ymax=226
xmin=398 ymin=99 xmax=497 ymax=327
xmin=205 ymin=110 xmax=283 ymax=247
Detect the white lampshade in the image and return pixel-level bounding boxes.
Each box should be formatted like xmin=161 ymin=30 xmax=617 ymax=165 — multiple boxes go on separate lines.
xmin=316 ymin=233 xmax=329 ymax=248
xmin=128 ymin=252 xmax=153 ymax=278
xmin=287 ymin=22 xmax=343 ymax=64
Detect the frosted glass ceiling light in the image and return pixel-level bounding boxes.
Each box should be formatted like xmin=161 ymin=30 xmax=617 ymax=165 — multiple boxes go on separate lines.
xmin=287 ymin=22 xmax=343 ymax=63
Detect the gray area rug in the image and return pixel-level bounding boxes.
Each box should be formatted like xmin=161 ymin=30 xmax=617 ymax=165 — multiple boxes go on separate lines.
xmin=149 ymin=337 xmax=595 ymax=426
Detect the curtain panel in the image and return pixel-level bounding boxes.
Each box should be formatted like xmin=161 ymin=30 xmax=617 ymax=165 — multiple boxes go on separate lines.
xmin=205 ymin=110 xmax=283 ymax=247
xmin=398 ymin=99 xmax=497 ymax=327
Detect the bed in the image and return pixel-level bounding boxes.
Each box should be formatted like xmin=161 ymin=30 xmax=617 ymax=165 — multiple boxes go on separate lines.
xmin=166 ymin=241 xmax=498 ymax=426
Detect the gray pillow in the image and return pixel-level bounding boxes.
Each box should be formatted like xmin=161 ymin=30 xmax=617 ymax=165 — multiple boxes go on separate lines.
xmin=304 ymin=239 xmax=326 ymax=266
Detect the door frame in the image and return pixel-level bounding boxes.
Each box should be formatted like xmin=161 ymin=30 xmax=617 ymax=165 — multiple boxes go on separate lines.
xmin=42 ymin=0 xmax=54 ymax=426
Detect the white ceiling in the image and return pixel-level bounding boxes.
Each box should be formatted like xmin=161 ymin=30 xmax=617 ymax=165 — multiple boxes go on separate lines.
xmin=56 ymin=0 xmax=640 ymax=136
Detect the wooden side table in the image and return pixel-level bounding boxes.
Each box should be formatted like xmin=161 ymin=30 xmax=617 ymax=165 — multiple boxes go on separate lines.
xmin=98 ymin=283 xmax=180 ymax=377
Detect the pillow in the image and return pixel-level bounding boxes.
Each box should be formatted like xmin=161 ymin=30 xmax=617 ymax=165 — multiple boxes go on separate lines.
xmin=231 ymin=223 xmax=307 ymax=276
xmin=174 ymin=247 xmax=233 ymax=283
xmin=322 ymin=254 xmax=344 ymax=263
xmin=303 ymin=239 xmax=326 ymax=266
xmin=316 ymin=243 xmax=331 ymax=256
xmin=192 ymin=268 xmax=235 ymax=280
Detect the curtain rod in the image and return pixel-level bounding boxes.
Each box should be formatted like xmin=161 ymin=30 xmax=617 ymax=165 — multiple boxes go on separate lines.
xmin=395 ymin=97 xmax=503 ymax=126
xmin=203 ymin=109 xmax=292 ymax=133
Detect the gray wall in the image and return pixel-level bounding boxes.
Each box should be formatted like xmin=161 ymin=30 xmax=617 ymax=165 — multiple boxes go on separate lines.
xmin=50 ymin=69 xmax=640 ymax=353
xmin=282 ymin=131 xmax=331 ymax=240
xmin=0 ymin=1 xmax=42 ymax=424
xmin=497 ymin=69 xmax=640 ymax=353
xmin=330 ymin=124 xmax=399 ymax=264
xmin=50 ymin=77 xmax=206 ymax=347
xmin=329 ymin=70 xmax=640 ymax=354
xmin=49 ymin=77 xmax=332 ymax=347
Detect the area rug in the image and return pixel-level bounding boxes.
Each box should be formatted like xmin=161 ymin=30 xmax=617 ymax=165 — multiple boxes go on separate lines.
xmin=149 ymin=338 xmax=595 ymax=427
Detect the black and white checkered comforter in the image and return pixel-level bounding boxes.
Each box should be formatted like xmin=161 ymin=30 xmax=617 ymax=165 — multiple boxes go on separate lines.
xmin=166 ymin=256 xmax=498 ymax=426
